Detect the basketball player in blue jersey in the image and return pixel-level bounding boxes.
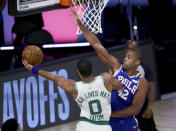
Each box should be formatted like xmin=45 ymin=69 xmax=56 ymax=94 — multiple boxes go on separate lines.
xmin=71 ymin=8 xmax=148 ymax=131
xmin=22 ymin=59 xmax=123 ymax=131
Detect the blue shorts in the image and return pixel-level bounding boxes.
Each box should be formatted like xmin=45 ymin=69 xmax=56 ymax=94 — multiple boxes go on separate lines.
xmin=109 ymin=117 xmax=138 ymax=131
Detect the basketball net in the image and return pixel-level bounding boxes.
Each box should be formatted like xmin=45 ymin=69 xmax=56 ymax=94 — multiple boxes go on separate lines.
xmin=71 ymin=0 xmax=109 ymax=34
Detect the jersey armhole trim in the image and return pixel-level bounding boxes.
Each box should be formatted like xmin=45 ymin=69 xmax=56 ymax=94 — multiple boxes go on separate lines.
xmin=100 ymin=75 xmax=106 ymax=88
xmin=135 ymin=77 xmax=143 ymax=91
xmin=113 ymin=65 xmax=122 ymax=77
xmin=74 ymin=82 xmax=78 ymax=95
xmin=100 ymin=75 xmax=111 ymax=93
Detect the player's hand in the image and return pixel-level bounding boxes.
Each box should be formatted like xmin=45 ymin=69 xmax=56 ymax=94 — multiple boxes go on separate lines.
xmin=70 ymin=6 xmax=80 ymax=24
xmin=126 ymin=40 xmax=138 ymax=50
xmin=22 ymin=60 xmax=33 ymax=71
xmin=142 ymin=106 xmax=152 ymax=119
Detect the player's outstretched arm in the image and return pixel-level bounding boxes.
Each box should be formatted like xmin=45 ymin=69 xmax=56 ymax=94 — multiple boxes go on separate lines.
xmin=111 ymin=78 xmax=148 ymax=117
xmin=71 ymin=8 xmax=120 ymax=72
xmin=22 ymin=60 xmax=77 ymax=98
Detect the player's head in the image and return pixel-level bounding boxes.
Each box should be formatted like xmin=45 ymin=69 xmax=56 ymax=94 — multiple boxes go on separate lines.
xmin=1 ymin=118 xmax=22 ymax=131
xmin=77 ymin=59 xmax=93 ymax=79
xmin=123 ymin=40 xmax=142 ymax=70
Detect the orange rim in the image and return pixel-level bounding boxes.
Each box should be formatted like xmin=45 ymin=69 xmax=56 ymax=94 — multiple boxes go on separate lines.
xmin=60 ymin=0 xmax=73 ymax=6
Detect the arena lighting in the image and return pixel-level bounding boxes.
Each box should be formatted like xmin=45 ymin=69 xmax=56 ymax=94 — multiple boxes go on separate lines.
xmin=43 ymin=42 xmax=90 ymax=48
xmin=0 ymin=42 xmax=90 ymax=50
xmin=133 ymin=25 xmax=138 ymax=30
xmin=0 ymin=46 xmax=14 ymax=50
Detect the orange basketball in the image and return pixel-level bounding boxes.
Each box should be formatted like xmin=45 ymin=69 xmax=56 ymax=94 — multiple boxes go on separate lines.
xmin=22 ymin=45 xmax=43 ymax=66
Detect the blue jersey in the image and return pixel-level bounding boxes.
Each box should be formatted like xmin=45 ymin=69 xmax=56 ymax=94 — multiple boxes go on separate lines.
xmin=110 ymin=65 xmax=142 ymax=131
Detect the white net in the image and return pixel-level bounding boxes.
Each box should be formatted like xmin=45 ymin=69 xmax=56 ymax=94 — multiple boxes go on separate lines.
xmin=72 ymin=0 xmax=109 ymax=34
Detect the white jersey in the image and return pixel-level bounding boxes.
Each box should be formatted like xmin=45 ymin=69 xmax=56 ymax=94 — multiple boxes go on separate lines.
xmin=75 ymin=75 xmax=111 ymax=123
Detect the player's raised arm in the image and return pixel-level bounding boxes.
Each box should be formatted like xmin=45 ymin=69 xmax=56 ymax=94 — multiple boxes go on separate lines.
xmin=111 ymin=78 xmax=148 ymax=117
xmin=22 ymin=60 xmax=77 ymax=99
xmin=71 ymin=8 xmax=120 ymax=72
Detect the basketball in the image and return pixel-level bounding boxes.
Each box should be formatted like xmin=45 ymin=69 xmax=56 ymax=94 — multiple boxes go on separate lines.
xmin=22 ymin=45 xmax=44 ymax=66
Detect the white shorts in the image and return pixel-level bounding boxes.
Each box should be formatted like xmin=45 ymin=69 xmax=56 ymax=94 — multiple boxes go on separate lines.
xmin=76 ymin=121 xmax=112 ymax=131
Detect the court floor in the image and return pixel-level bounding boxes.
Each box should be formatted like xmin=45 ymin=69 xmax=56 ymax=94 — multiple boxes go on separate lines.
xmin=152 ymin=98 xmax=176 ymax=131
xmin=39 ymin=98 xmax=176 ymax=131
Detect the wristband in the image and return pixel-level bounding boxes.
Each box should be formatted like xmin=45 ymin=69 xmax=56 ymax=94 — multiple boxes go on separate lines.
xmin=32 ymin=67 xmax=40 ymax=75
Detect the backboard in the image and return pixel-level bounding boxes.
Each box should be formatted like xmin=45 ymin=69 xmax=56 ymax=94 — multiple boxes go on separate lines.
xmin=8 ymin=0 xmax=68 ymax=17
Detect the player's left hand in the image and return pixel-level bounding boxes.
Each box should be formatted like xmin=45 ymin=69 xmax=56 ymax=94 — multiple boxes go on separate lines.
xmin=22 ymin=60 xmax=33 ymax=71
xmin=142 ymin=106 xmax=152 ymax=119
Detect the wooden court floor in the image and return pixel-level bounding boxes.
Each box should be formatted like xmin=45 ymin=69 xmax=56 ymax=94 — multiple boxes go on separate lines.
xmin=39 ymin=98 xmax=176 ymax=131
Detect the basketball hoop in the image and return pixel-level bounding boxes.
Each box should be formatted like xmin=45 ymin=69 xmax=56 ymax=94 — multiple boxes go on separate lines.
xmin=71 ymin=0 xmax=109 ymax=34
xmin=60 ymin=0 xmax=74 ymax=6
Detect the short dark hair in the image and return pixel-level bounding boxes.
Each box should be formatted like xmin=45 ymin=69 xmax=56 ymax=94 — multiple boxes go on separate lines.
xmin=1 ymin=118 xmax=18 ymax=131
xmin=129 ymin=48 xmax=143 ymax=61
xmin=125 ymin=40 xmax=143 ymax=61
xmin=77 ymin=59 xmax=93 ymax=77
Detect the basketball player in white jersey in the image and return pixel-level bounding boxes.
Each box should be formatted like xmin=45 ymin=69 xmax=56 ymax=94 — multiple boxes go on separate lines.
xmin=22 ymin=59 xmax=122 ymax=131
xmin=71 ymin=8 xmax=148 ymax=131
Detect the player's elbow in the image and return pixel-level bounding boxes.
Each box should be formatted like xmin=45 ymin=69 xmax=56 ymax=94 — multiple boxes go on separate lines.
xmin=134 ymin=108 xmax=141 ymax=115
xmin=133 ymin=105 xmax=142 ymax=115
xmin=131 ymin=108 xmax=139 ymax=115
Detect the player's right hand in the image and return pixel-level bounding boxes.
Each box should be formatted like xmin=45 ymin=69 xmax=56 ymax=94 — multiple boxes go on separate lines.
xmin=22 ymin=60 xmax=33 ymax=71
